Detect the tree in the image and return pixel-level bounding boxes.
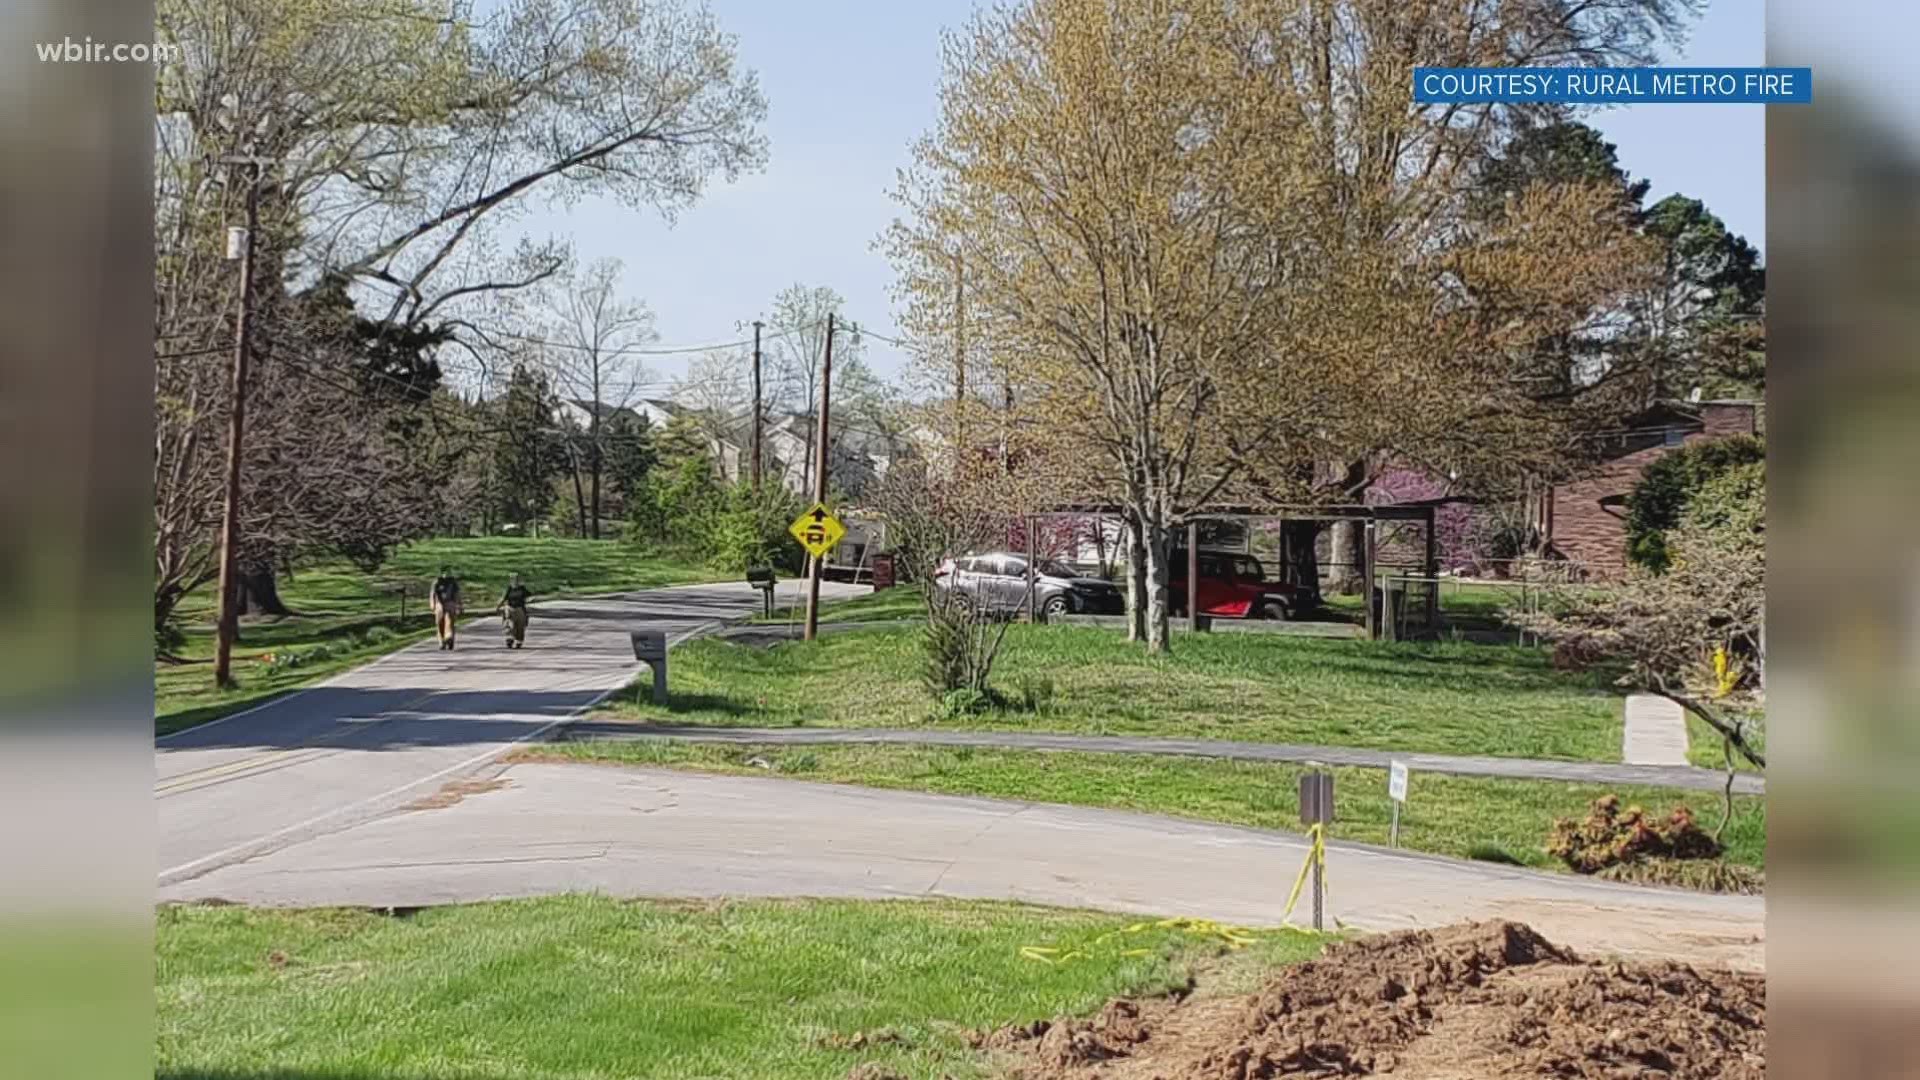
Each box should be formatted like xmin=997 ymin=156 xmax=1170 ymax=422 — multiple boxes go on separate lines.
xmin=757 ymin=284 xmax=874 ymax=492
xmin=887 ymin=0 xmax=1669 ymax=652
xmin=153 ymin=0 xmax=767 ymax=651
xmin=492 ymin=365 xmax=565 ymax=528
xmin=1631 ymin=195 xmax=1766 ymax=400
xmin=533 ymin=257 xmax=657 ymax=538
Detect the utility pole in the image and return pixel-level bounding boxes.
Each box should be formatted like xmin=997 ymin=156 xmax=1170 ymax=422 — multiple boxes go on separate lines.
xmin=750 ymin=320 xmax=764 ymax=494
xmin=802 ymin=313 xmax=835 ymax=642
xmin=954 ymin=252 xmax=965 ymax=449
xmin=213 ymin=157 xmax=267 ymax=689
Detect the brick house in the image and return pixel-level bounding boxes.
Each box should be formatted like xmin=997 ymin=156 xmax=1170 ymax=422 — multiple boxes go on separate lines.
xmin=1537 ymin=399 xmax=1763 ymax=573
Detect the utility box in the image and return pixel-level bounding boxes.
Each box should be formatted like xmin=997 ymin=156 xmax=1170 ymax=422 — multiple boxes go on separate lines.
xmin=746 ymin=567 xmax=777 ymax=618
xmin=629 ymin=630 xmax=668 ymax=704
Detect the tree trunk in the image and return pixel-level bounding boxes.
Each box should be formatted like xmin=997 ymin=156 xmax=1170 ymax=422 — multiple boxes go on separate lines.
xmin=1328 ymin=519 xmax=1363 ymax=594
xmin=1124 ymin=513 xmax=1147 ymax=642
xmin=1280 ymin=520 xmax=1323 ymax=608
xmin=568 ymin=447 xmax=588 ymax=539
xmin=1142 ymin=517 xmax=1172 ymax=654
xmin=236 ymin=563 xmax=294 ymax=617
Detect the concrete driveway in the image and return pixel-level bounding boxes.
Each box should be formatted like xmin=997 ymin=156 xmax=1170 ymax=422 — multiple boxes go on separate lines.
xmin=156 ymin=580 xmax=865 ymax=886
xmin=161 ymin=760 xmax=1765 ymax=971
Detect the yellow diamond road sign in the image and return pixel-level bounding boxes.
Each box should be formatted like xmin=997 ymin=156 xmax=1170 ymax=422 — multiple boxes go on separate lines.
xmin=788 ymin=502 xmax=846 ymax=559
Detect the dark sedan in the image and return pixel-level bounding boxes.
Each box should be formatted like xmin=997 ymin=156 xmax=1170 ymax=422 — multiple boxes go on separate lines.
xmin=933 ymin=552 xmax=1125 ymax=618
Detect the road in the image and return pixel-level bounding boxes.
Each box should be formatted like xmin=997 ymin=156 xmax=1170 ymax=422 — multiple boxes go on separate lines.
xmin=160 ymin=761 xmax=1765 ymax=971
xmin=156 ymin=580 xmax=864 ymax=886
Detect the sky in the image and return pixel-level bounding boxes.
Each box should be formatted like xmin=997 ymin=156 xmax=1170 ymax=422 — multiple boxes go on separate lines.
xmin=510 ymin=0 xmax=1767 ymax=389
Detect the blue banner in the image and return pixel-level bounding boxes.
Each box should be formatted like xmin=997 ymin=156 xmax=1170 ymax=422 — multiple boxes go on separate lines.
xmin=1412 ymin=67 xmax=1812 ymax=104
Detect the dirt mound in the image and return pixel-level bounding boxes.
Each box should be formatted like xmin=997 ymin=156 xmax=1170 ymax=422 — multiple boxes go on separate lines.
xmin=994 ymin=921 xmax=1765 ymax=1079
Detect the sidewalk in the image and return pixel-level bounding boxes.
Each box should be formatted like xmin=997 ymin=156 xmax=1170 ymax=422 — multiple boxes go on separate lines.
xmin=559 ymin=722 xmax=1765 ymax=795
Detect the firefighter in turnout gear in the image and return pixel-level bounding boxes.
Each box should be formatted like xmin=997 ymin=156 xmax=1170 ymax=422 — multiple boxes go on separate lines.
xmin=497 ymin=573 xmax=532 ymax=648
xmin=429 ymin=567 xmax=463 ymax=650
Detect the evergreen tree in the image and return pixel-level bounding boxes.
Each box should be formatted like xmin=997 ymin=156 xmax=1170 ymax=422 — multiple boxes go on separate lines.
xmin=492 ymin=365 xmax=565 ymax=528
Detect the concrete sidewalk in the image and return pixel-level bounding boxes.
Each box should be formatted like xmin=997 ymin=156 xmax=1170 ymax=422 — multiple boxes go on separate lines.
xmin=560 ymin=722 xmax=1765 ymax=795
xmin=161 ymin=761 xmax=1765 ymax=971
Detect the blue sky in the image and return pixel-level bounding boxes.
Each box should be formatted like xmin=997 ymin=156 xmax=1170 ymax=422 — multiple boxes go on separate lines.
xmin=512 ymin=0 xmax=1765 ymax=386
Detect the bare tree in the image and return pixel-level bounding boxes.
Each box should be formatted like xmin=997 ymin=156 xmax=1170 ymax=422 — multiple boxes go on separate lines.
xmin=532 ymin=257 xmax=657 ymax=538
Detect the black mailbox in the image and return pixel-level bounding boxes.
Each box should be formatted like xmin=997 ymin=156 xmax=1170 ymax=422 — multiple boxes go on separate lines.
xmin=746 ymin=567 xmax=777 ymax=617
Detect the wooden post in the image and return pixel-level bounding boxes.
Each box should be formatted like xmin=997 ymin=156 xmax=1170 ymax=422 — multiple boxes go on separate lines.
xmin=1423 ymin=506 xmax=1439 ymax=633
xmin=1362 ymin=518 xmax=1378 ymax=640
xmin=1187 ymin=521 xmax=1201 ymax=633
xmin=954 ymin=251 xmax=965 ymax=448
xmin=802 ymin=315 xmax=835 ymax=642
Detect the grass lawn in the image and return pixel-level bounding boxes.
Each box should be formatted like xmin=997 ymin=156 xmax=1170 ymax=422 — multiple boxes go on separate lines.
xmin=156 ymin=896 xmax=1324 ymax=1080
xmin=596 ymin=624 xmax=1629 ymax=762
xmin=531 ymin=741 xmax=1765 ymax=874
xmin=157 ymin=537 xmax=709 ymax=735
xmin=750 ymin=582 xmax=926 ymax=624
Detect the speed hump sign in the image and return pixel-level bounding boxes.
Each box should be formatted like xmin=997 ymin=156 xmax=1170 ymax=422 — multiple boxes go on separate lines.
xmin=788 ymin=502 xmax=846 ymax=559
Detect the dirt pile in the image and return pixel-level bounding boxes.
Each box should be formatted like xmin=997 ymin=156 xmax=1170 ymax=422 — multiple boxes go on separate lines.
xmin=990 ymin=920 xmax=1765 ymax=1079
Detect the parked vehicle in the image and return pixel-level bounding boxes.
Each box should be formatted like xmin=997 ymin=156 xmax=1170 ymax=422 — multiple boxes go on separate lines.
xmin=1168 ymin=549 xmax=1300 ymax=620
xmin=933 ymin=551 xmax=1125 ymax=618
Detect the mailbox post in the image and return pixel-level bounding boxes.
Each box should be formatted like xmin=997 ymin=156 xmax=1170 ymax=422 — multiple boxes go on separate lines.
xmin=1298 ymin=769 xmax=1334 ymax=930
xmin=629 ymin=630 xmax=668 ymax=705
xmin=746 ymin=567 xmax=777 ymax=618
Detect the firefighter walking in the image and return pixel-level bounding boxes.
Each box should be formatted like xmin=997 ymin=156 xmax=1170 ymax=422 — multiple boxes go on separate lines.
xmin=429 ymin=567 xmax=463 ymax=650
xmin=496 ymin=573 xmax=532 ymax=649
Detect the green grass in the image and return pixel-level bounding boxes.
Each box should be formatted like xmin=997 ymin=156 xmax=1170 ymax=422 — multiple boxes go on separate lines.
xmin=532 ymin=741 xmax=1766 ymax=873
xmin=157 ymin=537 xmax=709 ymax=735
xmin=1684 ymin=707 xmax=1768 ymax=772
xmin=597 ymin=624 xmax=1628 ymax=762
xmin=750 ymin=583 xmax=927 ymax=624
xmin=156 ymin=896 xmax=1325 ymax=1080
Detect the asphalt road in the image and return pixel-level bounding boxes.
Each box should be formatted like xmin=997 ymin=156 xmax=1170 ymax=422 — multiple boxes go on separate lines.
xmin=161 ymin=761 xmax=1766 ymax=970
xmin=155 ymin=580 xmax=864 ymax=886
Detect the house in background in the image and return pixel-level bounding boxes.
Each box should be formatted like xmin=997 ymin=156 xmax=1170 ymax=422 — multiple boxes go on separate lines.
xmin=1533 ymin=398 xmax=1763 ymax=573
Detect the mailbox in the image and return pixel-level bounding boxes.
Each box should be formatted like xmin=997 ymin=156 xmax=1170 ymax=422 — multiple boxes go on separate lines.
xmin=629 ymin=630 xmax=668 ymax=705
xmin=746 ymin=567 xmax=777 ymax=617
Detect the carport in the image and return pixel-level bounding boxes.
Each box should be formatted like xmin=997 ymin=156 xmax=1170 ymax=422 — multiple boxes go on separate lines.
xmin=1019 ymin=502 xmax=1441 ymax=640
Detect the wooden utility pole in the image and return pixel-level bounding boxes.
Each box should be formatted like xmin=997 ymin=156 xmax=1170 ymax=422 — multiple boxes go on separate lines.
xmin=213 ymin=158 xmax=266 ymax=689
xmin=954 ymin=252 xmax=965 ymax=447
xmin=750 ymin=320 xmax=764 ymax=494
xmin=802 ymin=313 xmax=836 ymax=641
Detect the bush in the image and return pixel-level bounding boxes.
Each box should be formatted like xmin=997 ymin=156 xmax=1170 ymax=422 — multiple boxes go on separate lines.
xmin=1625 ymin=435 xmax=1764 ymax=572
xmin=1547 ymin=795 xmax=1722 ymax=873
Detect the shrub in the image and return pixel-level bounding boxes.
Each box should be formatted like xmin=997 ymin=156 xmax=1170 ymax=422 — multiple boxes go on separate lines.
xmin=1625 ymin=435 xmax=1764 ymax=572
xmin=1547 ymin=795 xmax=1722 ymax=874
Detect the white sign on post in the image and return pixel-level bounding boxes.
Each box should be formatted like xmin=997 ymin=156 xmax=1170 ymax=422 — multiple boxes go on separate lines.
xmin=1387 ymin=761 xmax=1408 ymax=848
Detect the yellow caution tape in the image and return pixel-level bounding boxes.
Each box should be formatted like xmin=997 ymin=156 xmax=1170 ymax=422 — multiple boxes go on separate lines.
xmin=1277 ymin=822 xmax=1328 ymax=928
xmin=1020 ymin=916 xmax=1267 ymax=965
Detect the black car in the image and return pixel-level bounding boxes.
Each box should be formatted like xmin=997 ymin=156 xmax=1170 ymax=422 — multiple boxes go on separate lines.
xmin=933 ymin=552 xmax=1125 ymax=618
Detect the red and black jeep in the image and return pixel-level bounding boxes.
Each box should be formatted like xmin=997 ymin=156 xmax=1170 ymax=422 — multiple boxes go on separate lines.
xmin=1167 ymin=549 xmax=1303 ymax=620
